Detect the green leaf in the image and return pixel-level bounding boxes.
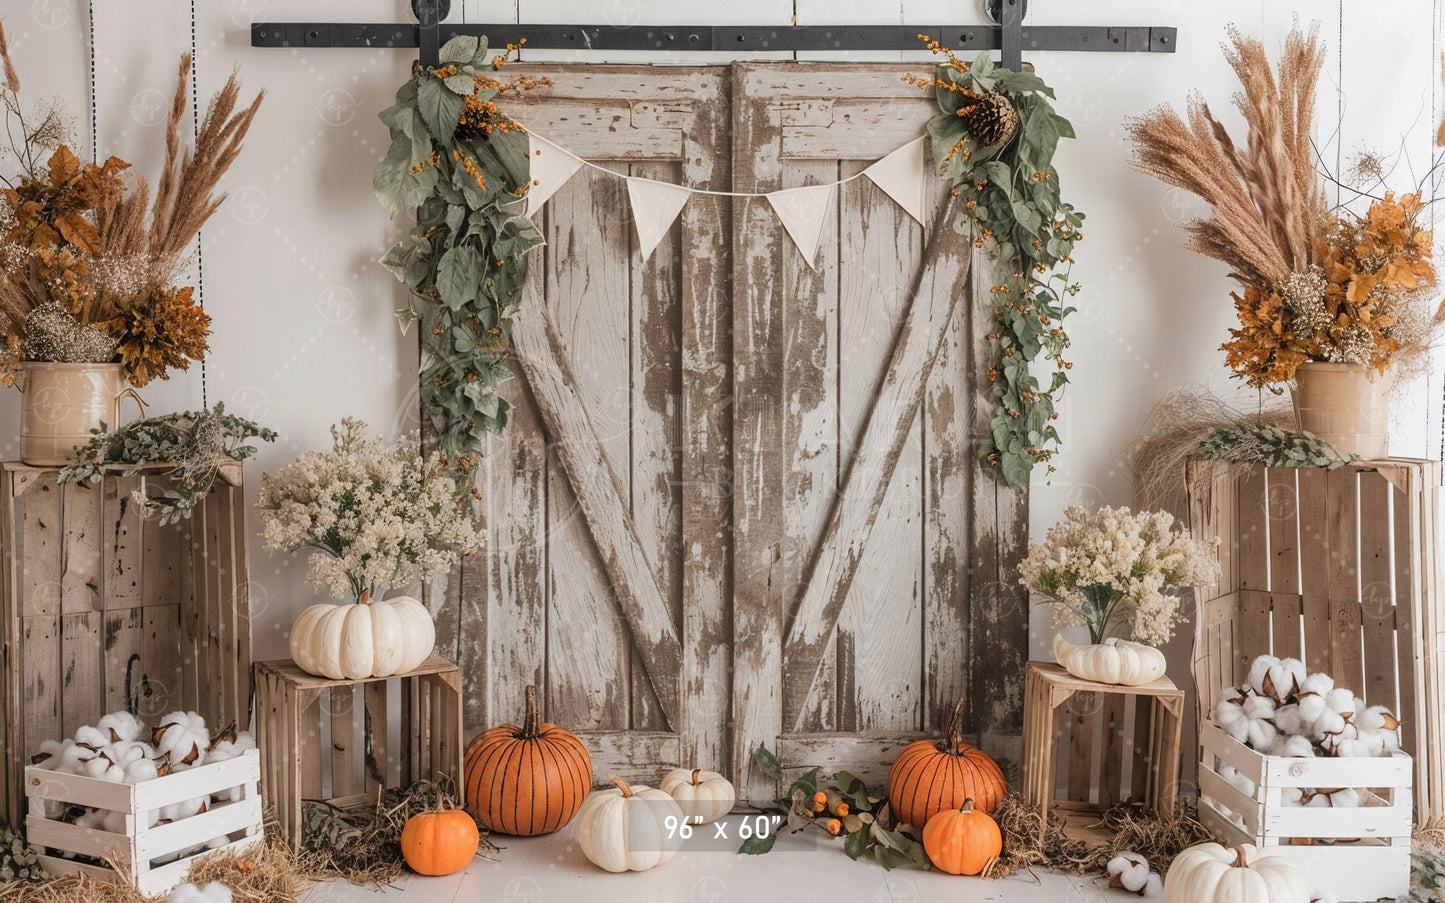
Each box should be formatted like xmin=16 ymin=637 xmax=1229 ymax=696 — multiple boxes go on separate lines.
xmin=395 ymin=307 xmax=420 ymax=334
xmin=754 ymin=745 xmax=782 ymax=780
xmin=436 ymin=245 xmax=484 ymax=310
xmin=417 ymin=75 xmax=464 ymax=141
xmin=443 ymin=74 xmax=476 ymax=95
xmin=439 ymin=34 xmax=481 ymax=65
xmin=844 ymin=827 xmax=870 ymax=860
xmin=738 ymin=834 xmax=778 ymax=855
xmin=373 ymin=135 xmax=437 ymax=216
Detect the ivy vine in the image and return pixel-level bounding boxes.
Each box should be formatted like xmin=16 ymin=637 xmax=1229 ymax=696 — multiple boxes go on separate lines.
xmin=373 ymin=36 xmax=546 ymax=468
xmin=909 ymin=41 xmax=1084 ymax=488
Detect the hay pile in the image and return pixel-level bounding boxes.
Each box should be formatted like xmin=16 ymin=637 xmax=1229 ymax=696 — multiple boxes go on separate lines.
xmin=0 ymin=821 xmax=306 ymax=903
xmin=983 ymin=795 xmax=1221 ymax=881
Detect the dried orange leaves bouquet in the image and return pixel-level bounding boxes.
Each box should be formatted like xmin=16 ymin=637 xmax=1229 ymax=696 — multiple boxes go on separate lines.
xmin=1126 ymin=23 xmax=1444 ymax=388
xmin=0 ymin=18 xmax=262 ymax=386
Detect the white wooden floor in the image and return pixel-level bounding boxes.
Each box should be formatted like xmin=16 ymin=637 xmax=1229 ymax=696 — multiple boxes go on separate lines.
xmin=300 ymin=824 xmax=1161 ymax=903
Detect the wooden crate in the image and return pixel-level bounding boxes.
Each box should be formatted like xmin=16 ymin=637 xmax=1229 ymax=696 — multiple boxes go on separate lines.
xmin=24 ymin=749 xmax=263 ymax=896
xmin=1188 ymin=459 xmax=1445 ymax=820
xmin=254 ymin=657 xmax=463 ymax=849
xmin=0 ymin=462 xmax=253 ymax=826
xmin=1021 ymin=661 xmax=1184 ymax=842
xmin=1197 ymin=721 xmax=1411 ymax=901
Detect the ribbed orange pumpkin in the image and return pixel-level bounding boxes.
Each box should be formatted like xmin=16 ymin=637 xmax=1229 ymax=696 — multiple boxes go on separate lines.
xmin=400 ymin=802 xmax=479 ymax=876
xmin=886 ymin=699 xmax=1006 ymax=828
xmin=464 ymin=685 xmax=592 ymax=835
xmin=922 ymin=798 xmax=1002 ymax=875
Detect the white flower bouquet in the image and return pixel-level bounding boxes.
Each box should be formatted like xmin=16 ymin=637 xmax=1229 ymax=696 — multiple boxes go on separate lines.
xmin=255 ymin=418 xmax=481 ymax=601
xmin=1018 ymin=504 xmax=1217 ymax=646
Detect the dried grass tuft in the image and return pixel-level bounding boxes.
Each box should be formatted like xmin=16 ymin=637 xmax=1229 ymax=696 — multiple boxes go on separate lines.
xmin=1126 ymin=386 xmax=1294 ymax=517
xmin=983 ymin=795 xmax=1222 ymax=881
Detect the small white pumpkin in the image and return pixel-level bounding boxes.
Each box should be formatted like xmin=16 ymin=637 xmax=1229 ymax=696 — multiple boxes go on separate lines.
xmin=1165 ymin=843 xmax=1308 ymax=903
xmin=659 ymin=768 xmax=735 ymax=825
xmin=577 ymin=776 xmax=685 ymax=873
xmin=290 ymin=590 xmax=435 ymax=680
xmin=1053 ymin=635 xmax=1167 ymax=686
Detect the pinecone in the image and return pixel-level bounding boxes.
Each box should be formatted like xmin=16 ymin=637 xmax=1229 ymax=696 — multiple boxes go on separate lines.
xmin=959 ymin=92 xmax=1020 ymax=149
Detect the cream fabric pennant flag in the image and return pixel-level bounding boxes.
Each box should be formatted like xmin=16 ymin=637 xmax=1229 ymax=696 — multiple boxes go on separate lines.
xmin=626 ymin=176 xmax=692 ymax=261
xmin=766 ymin=183 xmax=835 ymax=269
xmin=525 ymin=133 xmax=584 ymax=217
xmin=861 ymin=136 xmax=927 ymax=225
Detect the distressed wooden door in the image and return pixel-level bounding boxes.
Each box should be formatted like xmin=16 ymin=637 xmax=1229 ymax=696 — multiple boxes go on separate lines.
xmin=434 ymin=64 xmax=1026 ymax=796
xmin=729 ymin=64 xmax=1026 ymax=801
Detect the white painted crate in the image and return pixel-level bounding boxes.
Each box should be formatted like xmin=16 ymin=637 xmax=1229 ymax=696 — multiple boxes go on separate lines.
xmin=1198 ymin=721 xmax=1410 ymax=902
xmin=23 ymin=748 xmax=262 ymax=896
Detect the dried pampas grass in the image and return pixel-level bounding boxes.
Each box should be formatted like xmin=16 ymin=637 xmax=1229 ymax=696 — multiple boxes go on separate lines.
xmin=1126 ymin=21 xmax=1326 ymax=293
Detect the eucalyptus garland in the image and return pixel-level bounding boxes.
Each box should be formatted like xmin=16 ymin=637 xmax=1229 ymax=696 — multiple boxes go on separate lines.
xmin=374 ymin=36 xmax=546 ymax=468
xmin=909 ymin=41 xmax=1084 ymax=488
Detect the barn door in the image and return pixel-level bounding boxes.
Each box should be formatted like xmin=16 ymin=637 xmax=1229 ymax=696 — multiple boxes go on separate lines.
xmin=435 ymin=63 xmax=1026 ymax=796
xmin=439 ymin=66 xmax=731 ymax=784
xmin=728 ymin=64 xmax=1026 ymax=801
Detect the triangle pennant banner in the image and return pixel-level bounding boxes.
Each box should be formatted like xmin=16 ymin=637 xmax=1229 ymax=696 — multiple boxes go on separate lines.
xmin=626 ymin=176 xmax=693 ymax=261
xmin=861 ymin=136 xmax=927 ymax=225
xmin=525 ymin=133 xmax=584 ymax=216
xmin=766 ymin=184 xmax=836 ymax=269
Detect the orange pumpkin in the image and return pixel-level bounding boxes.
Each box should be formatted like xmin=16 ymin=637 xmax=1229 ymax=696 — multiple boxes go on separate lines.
xmin=886 ymin=698 xmax=1006 ymax=827
xmin=400 ymin=802 xmax=479 ymax=876
xmin=464 ymin=685 xmax=592 ymax=835
xmin=922 ymin=798 xmax=1002 ymax=876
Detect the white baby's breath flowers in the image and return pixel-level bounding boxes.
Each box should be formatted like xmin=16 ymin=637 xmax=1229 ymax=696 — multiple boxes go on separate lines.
xmin=255 ymin=418 xmax=481 ymax=601
xmin=1018 ymin=504 xmax=1218 ymax=646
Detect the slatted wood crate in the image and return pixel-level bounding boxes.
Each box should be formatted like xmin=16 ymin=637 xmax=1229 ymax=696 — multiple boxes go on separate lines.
xmin=0 ymin=462 xmax=253 ymax=827
xmin=1196 ymin=720 xmax=1411 ymax=900
xmin=1020 ymin=661 xmax=1184 ymax=841
xmin=254 ymin=657 xmax=463 ymax=849
xmin=24 ymin=749 xmax=262 ymax=896
xmin=1188 ymin=458 xmax=1444 ymax=820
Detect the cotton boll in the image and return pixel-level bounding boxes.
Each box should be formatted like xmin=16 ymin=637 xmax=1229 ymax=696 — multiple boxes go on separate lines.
xmin=99 ymin=809 xmax=155 ymax=833
xmin=1265 ymin=657 xmax=1306 ymax=702
xmin=30 ymin=738 xmax=72 ymax=769
xmin=1300 ymin=672 xmax=1334 ymax=697
xmin=1353 ymin=727 xmax=1387 ymax=758
xmin=73 ymin=725 xmax=108 ymax=750
xmin=1106 ymin=852 xmax=1151 ymax=893
xmin=74 ymin=808 xmax=109 ymax=830
xmin=1241 ymin=695 xmax=1277 ymax=750
xmin=208 ymin=733 xmax=257 ymax=803
xmin=154 ymin=712 xmax=209 ymax=768
xmin=1219 ymin=763 xmax=1257 ymax=798
xmin=1144 ymin=874 xmax=1163 ymax=897
xmin=1333 ymin=737 xmax=1373 ymax=758
xmin=1247 ymin=655 xmax=1280 ymax=697
xmin=123 ymin=757 xmax=159 ymax=785
xmin=167 ymin=881 xmax=233 ymax=903
xmin=1274 ymin=703 xmax=1305 ymax=737
xmin=97 ymin=711 xmax=145 ymax=744
xmin=1326 ymin=788 xmax=1361 ymax=808
xmin=1215 ymin=696 xmax=1250 ymax=744
xmin=1324 ymin=688 xmax=1356 ymax=719
xmin=1308 ymin=707 xmax=1346 ymax=743
xmin=1281 ymin=787 xmax=1306 ymax=807
xmin=158 ymin=797 xmax=207 ymax=824
xmin=1268 ymin=734 xmax=1315 ymax=758
xmin=81 ymin=754 xmax=124 ymax=782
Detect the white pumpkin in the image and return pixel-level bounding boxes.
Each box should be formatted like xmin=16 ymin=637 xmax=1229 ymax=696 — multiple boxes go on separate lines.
xmin=290 ymin=591 xmax=435 ymax=680
xmin=1053 ymin=635 xmax=1167 ymax=686
xmin=577 ymin=776 xmax=685 ymax=873
xmin=659 ymin=768 xmax=735 ymax=825
xmin=1165 ymin=843 xmax=1308 ymax=903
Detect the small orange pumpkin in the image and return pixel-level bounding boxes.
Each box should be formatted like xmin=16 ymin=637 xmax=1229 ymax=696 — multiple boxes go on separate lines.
xmin=886 ymin=698 xmax=1007 ymax=827
xmin=922 ymin=798 xmax=1002 ymax=876
xmin=400 ymin=801 xmax=480 ymax=876
xmin=464 ymin=685 xmax=593 ymax=835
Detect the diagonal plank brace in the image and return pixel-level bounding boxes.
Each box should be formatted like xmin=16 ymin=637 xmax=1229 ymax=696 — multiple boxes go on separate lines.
xmin=781 ymin=201 xmax=972 ymax=733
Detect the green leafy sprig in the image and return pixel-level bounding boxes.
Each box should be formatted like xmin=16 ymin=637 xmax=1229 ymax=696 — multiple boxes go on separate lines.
xmin=743 ymin=746 xmax=931 ymax=870
xmin=374 ymin=36 xmax=546 ymax=469
xmin=910 ymin=42 xmax=1084 ymax=488
xmin=59 ymin=403 xmax=276 ymax=525
xmin=1199 ymin=422 xmax=1353 ymax=468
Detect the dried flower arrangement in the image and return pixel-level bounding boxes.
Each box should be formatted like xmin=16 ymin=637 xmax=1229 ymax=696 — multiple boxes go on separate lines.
xmin=373 ymin=36 xmax=548 ymax=470
xmin=254 ymin=418 xmax=481 ymax=602
xmin=1019 ymin=505 xmax=1217 ymax=646
xmin=1126 ymin=22 xmax=1445 ymax=388
xmin=0 ymin=18 xmax=262 ymax=387
xmin=905 ymin=39 xmax=1084 ymax=488
xmin=59 ymin=403 xmax=277 ymax=525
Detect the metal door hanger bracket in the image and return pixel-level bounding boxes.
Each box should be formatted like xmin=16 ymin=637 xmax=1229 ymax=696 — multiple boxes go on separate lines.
xmin=252 ymin=0 xmax=1177 ymax=72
